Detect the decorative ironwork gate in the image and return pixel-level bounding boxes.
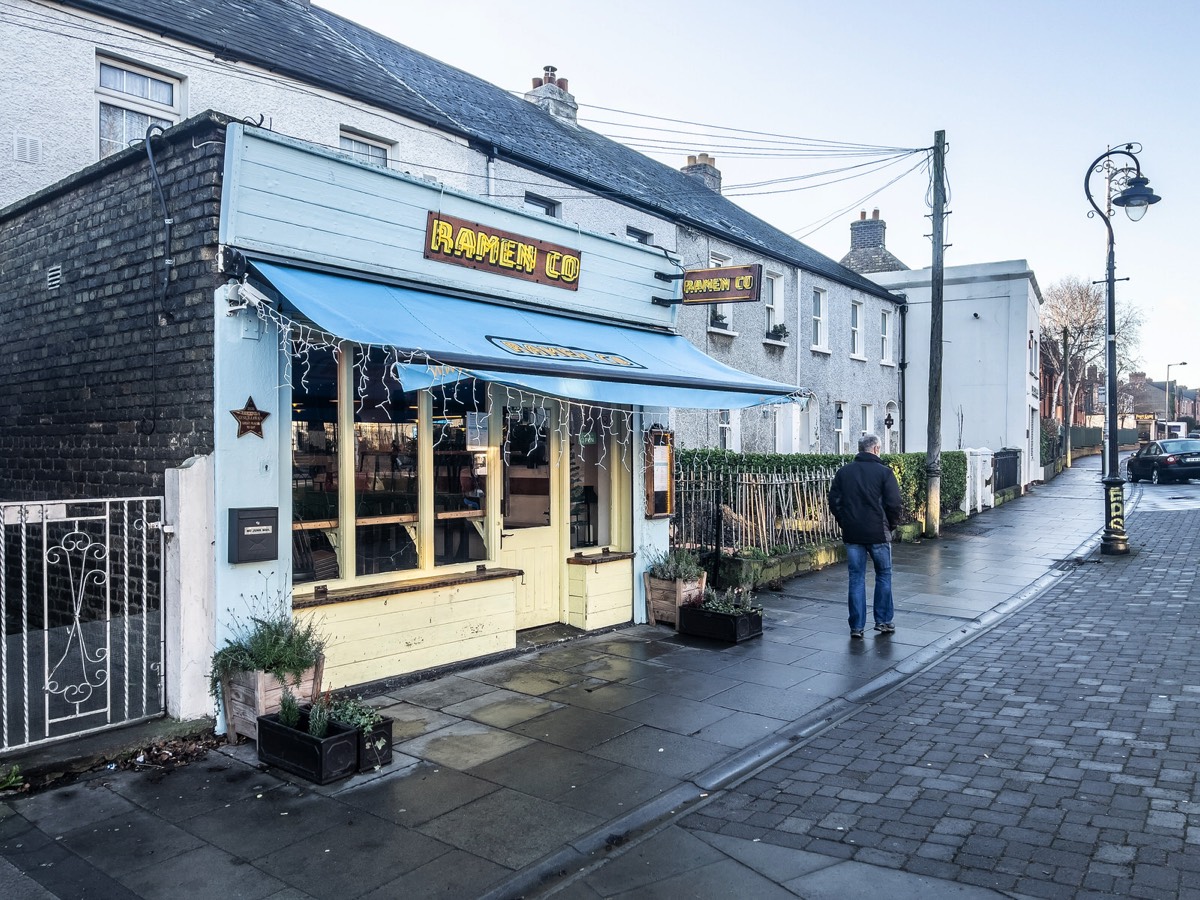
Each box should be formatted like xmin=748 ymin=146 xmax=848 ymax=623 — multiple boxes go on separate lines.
xmin=1 ymin=497 xmax=164 ymax=753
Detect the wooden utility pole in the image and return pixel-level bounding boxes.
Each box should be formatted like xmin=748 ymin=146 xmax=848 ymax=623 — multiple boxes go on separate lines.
xmin=925 ymin=130 xmax=946 ymax=538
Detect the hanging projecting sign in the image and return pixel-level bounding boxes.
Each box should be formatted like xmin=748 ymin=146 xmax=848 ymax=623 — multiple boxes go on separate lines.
xmin=424 ymin=212 xmax=582 ymax=290
xmin=681 ymin=264 xmax=763 ymax=304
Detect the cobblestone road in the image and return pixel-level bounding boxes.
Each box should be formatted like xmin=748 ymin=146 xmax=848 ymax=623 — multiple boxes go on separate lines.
xmin=682 ymin=504 xmax=1200 ymax=900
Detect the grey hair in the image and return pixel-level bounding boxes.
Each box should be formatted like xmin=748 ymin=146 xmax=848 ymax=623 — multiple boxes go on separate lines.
xmin=858 ymin=433 xmax=882 ymax=453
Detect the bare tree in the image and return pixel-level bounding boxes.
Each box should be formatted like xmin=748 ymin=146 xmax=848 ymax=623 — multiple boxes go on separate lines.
xmin=1039 ymin=276 xmax=1142 ymax=425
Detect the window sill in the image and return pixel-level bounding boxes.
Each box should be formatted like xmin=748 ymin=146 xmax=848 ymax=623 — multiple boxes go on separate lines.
xmin=708 ymin=326 xmax=737 ymax=337
xmin=567 ymin=549 xmax=635 ymax=565
xmin=292 ymin=566 xmax=522 ymax=609
xmin=849 ymin=354 xmax=868 ymax=362
xmin=762 ymin=338 xmax=789 ymax=348
xmin=879 ymin=359 xmax=896 ymax=367
xmin=810 ymin=346 xmax=831 ymax=355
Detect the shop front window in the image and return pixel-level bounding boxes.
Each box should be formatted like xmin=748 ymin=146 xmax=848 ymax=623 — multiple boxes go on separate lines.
xmin=291 ymin=347 xmax=341 ymax=584
xmin=568 ymin=406 xmax=613 ymax=549
xmin=502 ymin=406 xmax=551 ymax=529
xmin=432 ymin=381 xmax=489 ymax=565
xmin=353 ymin=350 xmax=419 ymax=576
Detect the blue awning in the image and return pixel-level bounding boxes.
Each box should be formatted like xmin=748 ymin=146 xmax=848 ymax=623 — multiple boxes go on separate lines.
xmin=253 ymin=261 xmax=800 ymax=410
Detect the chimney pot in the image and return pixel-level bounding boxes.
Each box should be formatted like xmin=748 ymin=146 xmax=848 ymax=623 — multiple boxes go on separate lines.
xmin=859 ymin=210 xmax=867 ymax=220
xmin=543 ymin=65 xmax=557 ymax=85
xmin=687 ymin=154 xmax=697 ymax=166
xmin=532 ymin=77 xmax=543 ymax=88
xmin=557 ymin=77 xmax=568 ymax=92
xmin=872 ymin=208 xmax=880 ymax=220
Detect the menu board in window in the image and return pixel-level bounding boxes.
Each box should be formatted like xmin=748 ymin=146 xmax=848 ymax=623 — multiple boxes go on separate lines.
xmin=644 ymin=427 xmax=674 ymax=519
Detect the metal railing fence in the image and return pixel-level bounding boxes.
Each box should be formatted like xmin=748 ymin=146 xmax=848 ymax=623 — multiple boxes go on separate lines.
xmin=1 ymin=497 xmax=165 ymax=754
xmin=674 ymin=460 xmax=841 ymax=557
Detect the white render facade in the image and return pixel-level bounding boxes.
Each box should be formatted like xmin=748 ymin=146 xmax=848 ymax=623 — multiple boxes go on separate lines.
xmin=869 ymin=260 xmax=1043 ymax=487
xmin=3 ymin=0 xmax=901 ymax=460
xmin=669 ymin=232 xmax=904 ymax=456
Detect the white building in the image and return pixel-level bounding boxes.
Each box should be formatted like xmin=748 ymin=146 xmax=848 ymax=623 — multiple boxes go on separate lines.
xmin=870 ymin=260 xmax=1044 ymax=488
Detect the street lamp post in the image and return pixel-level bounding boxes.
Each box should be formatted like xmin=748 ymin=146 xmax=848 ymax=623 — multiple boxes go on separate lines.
xmin=1165 ymin=361 xmax=1187 ymax=426
xmin=1084 ymin=143 xmax=1161 ymax=556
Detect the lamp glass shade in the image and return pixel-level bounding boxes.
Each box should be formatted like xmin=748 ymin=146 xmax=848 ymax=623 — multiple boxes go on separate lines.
xmin=1112 ymin=175 xmax=1160 ymax=221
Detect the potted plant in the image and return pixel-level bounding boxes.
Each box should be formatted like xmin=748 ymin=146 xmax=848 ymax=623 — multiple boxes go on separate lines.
xmin=208 ymin=581 xmax=326 ymax=743
xmin=329 ymin=695 xmax=394 ymax=772
xmin=766 ymin=323 xmax=789 ymax=341
xmin=678 ymin=585 xmax=763 ymax=643
xmin=256 ymin=690 xmax=358 ymax=785
xmin=643 ymin=549 xmax=707 ymax=628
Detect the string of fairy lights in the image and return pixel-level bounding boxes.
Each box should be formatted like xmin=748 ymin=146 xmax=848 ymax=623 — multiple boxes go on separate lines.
xmin=258 ymin=298 xmax=644 ymax=472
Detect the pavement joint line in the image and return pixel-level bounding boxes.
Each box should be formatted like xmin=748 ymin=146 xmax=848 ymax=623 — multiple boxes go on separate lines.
xmin=493 ymin=515 xmax=1111 ymax=898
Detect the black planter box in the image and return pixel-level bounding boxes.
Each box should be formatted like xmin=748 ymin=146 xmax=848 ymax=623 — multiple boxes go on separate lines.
xmin=678 ymin=606 xmax=763 ymax=643
xmin=256 ymin=713 xmax=358 ymax=784
xmin=353 ymin=718 xmax=394 ymax=772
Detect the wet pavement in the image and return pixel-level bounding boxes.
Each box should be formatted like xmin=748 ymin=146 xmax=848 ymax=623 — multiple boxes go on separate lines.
xmin=6 ymin=453 xmax=1193 ymax=899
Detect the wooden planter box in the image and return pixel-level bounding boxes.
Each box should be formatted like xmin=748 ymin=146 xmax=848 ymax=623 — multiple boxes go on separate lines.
xmin=643 ymin=572 xmax=706 ymax=628
xmin=678 ymin=605 xmax=763 ymax=643
xmin=256 ymin=711 xmax=358 ymax=785
xmin=351 ymin=718 xmax=394 ymax=773
xmin=221 ymin=655 xmax=324 ymax=743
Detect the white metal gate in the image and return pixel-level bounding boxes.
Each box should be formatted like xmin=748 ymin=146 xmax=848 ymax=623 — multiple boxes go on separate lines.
xmin=1 ymin=497 xmax=165 ymax=753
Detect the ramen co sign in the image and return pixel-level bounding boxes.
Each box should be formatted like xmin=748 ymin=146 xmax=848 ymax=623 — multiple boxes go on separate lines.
xmin=424 ymin=212 xmax=581 ymax=290
xmin=681 ymin=264 xmax=762 ymax=304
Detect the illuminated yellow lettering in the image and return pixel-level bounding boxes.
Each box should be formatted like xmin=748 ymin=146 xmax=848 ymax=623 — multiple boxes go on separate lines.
xmin=559 ymin=255 xmax=580 ymax=283
xmin=453 ymin=226 xmax=476 ymax=257
xmin=515 ymin=243 xmax=537 ymax=273
xmin=429 ymin=218 xmax=454 ymax=254
xmin=475 ymin=232 xmax=500 ymax=264
xmin=499 ymin=239 xmax=517 ymax=269
xmin=546 ymin=251 xmax=562 ymax=279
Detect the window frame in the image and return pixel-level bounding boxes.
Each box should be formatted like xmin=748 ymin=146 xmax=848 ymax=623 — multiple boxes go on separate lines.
xmin=762 ymin=271 xmax=782 ymax=334
xmin=96 ymin=56 xmax=180 ymax=159
xmin=707 ymin=253 xmax=736 ymax=335
xmin=850 ymin=300 xmax=864 ymax=359
xmin=626 ymin=226 xmax=653 ymax=245
xmin=880 ymin=309 xmax=893 ymax=364
xmin=525 ymin=192 xmax=561 ymax=218
xmin=811 ymin=288 xmax=827 ymax=351
xmin=339 ymin=130 xmax=391 ymax=168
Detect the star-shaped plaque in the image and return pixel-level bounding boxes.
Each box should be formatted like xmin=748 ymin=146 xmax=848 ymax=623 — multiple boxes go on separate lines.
xmin=230 ymin=396 xmax=270 ymax=438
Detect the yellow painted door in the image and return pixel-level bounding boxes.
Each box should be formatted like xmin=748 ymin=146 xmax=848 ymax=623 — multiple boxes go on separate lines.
xmin=501 ymin=525 xmax=560 ymax=629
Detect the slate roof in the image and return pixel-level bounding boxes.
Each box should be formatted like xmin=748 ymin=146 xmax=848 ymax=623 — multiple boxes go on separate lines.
xmin=59 ymin=0 xmax=898 ymax=301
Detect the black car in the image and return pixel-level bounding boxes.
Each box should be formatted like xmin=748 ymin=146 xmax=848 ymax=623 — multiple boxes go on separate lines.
xmin=1127 ymin=439 xmax=1200 ymax=484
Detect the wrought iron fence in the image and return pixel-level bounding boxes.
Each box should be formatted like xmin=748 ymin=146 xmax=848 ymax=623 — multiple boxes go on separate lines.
xmin=993 ymin=449 xmax=1021 ymax=494
xmin=1 ymin=497 xmax=164 ymax=753
xmin=674 ymin=460 xmax=841 ymax=557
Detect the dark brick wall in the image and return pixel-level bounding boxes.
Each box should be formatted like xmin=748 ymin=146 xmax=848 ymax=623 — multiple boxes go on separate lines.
xmin=0 ymin=115 xmax=227 ymax=501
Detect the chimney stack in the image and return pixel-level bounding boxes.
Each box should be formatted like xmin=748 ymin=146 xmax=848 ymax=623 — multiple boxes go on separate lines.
xmin=681 ymin=152 xmax=722 ymax=193
xmin=839 ymin=209 xmax=909 ymax=274
xmin=524 ymin=65 xmax=578 ymax=123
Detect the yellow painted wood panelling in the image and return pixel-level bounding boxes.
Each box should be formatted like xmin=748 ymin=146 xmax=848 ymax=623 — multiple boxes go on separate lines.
xmin=311 ymin=579 xmax=517 ymax=688
xmin=566 ymin=559 xmax=633 ymax=631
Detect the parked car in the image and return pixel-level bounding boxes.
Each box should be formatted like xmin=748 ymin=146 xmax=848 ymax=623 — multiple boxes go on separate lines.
xmin=1126 ymin=439 xmax=1200 ymax=484
xmin=1189 ymin=431 xmax=1200 ymax=439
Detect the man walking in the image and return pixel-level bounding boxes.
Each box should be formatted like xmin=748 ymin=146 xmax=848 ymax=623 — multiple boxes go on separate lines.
xmin=828 ymin=433 xmax=903 ymax=639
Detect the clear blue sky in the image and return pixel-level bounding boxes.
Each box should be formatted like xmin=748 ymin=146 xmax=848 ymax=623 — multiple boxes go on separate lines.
xmin=322 ymin=0 xmax=1197 ymax=386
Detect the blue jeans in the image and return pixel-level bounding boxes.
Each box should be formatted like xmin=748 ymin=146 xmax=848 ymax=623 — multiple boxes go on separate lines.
xmin=846 ymin=542 xmax=894 ymax=632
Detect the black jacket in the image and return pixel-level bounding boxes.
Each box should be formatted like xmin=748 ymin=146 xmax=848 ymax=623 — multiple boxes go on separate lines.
xmin=828 ymin=452 xmax=903 ymax=544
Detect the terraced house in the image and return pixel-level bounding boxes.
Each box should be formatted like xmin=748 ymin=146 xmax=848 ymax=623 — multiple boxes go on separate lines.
xmin=0 ymin=0 xmax=903 ymax=744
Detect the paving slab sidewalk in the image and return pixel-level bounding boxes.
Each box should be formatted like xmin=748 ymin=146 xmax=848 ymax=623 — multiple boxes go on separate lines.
xmin=0 ymin=457 xmax=1112 ymax=900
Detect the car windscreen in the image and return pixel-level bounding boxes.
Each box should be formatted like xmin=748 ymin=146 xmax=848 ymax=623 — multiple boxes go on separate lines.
xmin=1161 ymin=440 xmax=1200 ymax=453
